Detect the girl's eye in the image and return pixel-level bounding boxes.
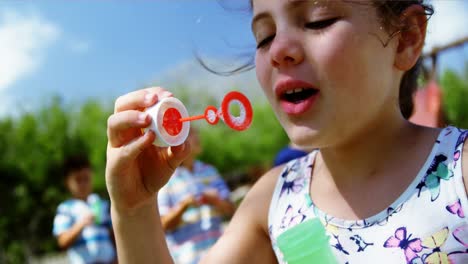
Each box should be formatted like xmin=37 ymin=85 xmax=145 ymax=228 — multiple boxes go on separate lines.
xmin=255 ymin=17 xmax=338 ymax=49
xmin=305 ymin=18 xmax=338 ymax=30
xmin=256 ymin=34 xmax=275 ymax=49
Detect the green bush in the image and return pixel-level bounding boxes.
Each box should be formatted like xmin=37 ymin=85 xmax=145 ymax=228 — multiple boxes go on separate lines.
xmin=0 ymin=89 xmax=288 ymax=261
xmin=441 ymin=64 xmax=468 ymax=128
xmin=0 ymin=97 xmax=112 ymax=262
xmin=1 ymin=64 xmax=467 ymax=261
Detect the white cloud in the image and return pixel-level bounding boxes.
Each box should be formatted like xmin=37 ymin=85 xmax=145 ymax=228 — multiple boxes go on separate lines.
xmin=424 ymin=0 xmax=468 ymax=53
xmin=0 ymin=9 xmax=60 ymax=91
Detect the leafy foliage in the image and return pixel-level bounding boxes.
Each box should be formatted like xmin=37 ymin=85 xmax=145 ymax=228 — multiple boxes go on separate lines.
xmin=1 ymin=65 xmax=467 ymax=261
xmin=199 ymin=102 xmax=288 ymax=173
xmin=440 ymin=64 xmax=468 ymax=128
xmin=0 ymin=90 xmax=287 ymax=261
xmin=0 ymin=97 xmax=112 ymax=262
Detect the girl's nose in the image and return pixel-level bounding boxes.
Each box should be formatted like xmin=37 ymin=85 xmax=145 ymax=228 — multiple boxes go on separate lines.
xmin=269 ymin=31 xmax=304 ymax=68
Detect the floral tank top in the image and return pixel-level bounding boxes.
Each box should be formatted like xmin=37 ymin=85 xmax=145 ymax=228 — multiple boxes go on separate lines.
xmin=268 ymin=126 xmax=468 ymax=263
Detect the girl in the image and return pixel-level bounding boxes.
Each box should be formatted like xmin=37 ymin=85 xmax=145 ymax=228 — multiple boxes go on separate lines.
xmin=105 ymin=0 xmax=468 ymax=263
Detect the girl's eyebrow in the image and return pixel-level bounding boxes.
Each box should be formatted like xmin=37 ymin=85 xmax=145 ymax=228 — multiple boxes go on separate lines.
xmin=252 ymin=0 xmax=330 ymax=30
xmin=251 ymin=1 xmax=305 ymax=30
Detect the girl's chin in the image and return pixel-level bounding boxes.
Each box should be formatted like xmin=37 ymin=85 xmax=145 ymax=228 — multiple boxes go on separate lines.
xmin=287 ymin=128 xmax=321 ymax=148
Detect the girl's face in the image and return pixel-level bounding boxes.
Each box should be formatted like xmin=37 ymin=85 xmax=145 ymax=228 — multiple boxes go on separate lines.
xmin=252 ymin=0 xmax=402 ymax=148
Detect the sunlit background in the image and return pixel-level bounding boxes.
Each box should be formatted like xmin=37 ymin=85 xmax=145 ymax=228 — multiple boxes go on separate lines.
xmin=1 ymin=0 xmax=467 ymax=263
xmin=0 ymin=0 xmax=260 ymax=117
xmin=0 ymin=0 xmax=467 ymax=116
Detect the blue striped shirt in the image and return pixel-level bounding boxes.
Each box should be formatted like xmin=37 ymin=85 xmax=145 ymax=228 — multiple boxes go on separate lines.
xmin=52 ymin=194 xmax=116 ymax=264
xmin=158 ymin=160 xmax=231 ymax=264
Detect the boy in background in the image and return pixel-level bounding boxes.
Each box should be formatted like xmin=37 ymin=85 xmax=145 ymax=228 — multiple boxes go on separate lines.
xmin=52 ymin=155 xmax=116 ymax=264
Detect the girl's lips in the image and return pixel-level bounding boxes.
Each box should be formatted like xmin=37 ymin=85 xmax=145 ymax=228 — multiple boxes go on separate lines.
xmin=274 ymin=78 xmax=319 ymax=115
xmin=279 ymin=92 xmax=319 ymax=115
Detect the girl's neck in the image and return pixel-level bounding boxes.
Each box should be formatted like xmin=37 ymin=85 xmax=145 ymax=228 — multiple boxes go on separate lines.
xmin=318 ymin=115 xmax=421 ymax=185
xmin=311 ymin=116 xmax=441 ymax=220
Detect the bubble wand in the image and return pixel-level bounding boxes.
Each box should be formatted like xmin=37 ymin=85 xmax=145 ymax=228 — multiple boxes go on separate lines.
xmin=144 ymin=91 xmax=253 ymax=147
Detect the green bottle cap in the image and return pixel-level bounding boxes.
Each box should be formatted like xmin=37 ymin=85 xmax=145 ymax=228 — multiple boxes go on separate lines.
xmin=277 ymin=218 xmax=338 ymax=264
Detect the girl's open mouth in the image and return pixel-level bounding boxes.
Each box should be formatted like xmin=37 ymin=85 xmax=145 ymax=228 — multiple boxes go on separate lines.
xmin=278 ymin=87 xmax=319 ymax=115
xmin=280 ymin=88 xmax=319 ymax=104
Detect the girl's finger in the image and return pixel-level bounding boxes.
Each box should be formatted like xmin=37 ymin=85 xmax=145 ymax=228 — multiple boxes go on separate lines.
xmin=114 ymin=87 xmax=173 ymax=113
xmin=118 ymin=130 xmax=156 ymax=164
xmin=107 ymin=110 xmax=151 ymax=147
xmin=165 ymin=142 xmax=192 ymax=172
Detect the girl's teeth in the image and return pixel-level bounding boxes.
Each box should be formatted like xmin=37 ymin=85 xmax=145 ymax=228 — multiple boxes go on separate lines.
xmin=294 ymin=88 xmax=303 ymax=93
xmin=285 ymin=88 xmax=305 ymax=95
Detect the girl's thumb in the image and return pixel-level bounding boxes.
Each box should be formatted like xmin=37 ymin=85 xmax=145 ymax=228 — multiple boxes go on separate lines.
xmin=167 ymin=141 xmax=191 ymax=170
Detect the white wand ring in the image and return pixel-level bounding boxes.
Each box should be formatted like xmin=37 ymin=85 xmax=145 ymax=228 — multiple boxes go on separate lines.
xmin=144 ymin=97 xmax=190 ymax=147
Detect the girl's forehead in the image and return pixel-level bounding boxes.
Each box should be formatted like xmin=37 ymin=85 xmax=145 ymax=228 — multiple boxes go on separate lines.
xmin=251 ymin=0 xmax=372 ymax=12
xmin=252 ymin=0 xmax=310 ymax=19
xmin=252 ymin=0 xmax=335 ymax=24
xmin=251 ymin=0 xmax=377 ymax=28
xmin=252 ymin=0 xmax=332 ymax=8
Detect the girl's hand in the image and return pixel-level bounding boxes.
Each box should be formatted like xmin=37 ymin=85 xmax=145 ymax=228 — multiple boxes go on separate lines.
xmin=105 ymin=87 xmax=191 ymax=214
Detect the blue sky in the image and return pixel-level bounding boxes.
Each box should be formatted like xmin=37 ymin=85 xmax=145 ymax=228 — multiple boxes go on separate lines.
xmin=0 ymin=0 xmax=255 ymax=115
xmin=0 ymin=0 xmax=467 ymax=117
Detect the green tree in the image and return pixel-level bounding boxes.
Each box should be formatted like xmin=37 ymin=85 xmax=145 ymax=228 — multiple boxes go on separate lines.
xmin=440 ymin=64 xmax=468 ymax=128
xmin=199 ymin=101 xmax=289 ymax=174
xmin=70 ymin=100 xmax=112 ymax=190
xmin=0 ymin=96 xmax=112 ymax=262
xmin=0 ymin=85 xmax=291 ymax=261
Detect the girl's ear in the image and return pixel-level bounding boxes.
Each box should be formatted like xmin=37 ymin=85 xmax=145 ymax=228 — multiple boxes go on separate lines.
xmin=394 ymin=5 xmax=428 ymax=71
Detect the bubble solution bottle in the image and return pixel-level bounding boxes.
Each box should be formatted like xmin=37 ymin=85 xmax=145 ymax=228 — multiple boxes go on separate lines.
xmin=277 ymin=218 xmax=338 ymax=264
xmin=88 ymin=194 xmax=103 ymax=225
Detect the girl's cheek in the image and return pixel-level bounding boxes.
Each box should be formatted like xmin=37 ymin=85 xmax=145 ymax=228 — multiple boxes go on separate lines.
xmin=314 ymin=32 xmax=358 ymax=84
xmin=255 ymin=55 xmax=271 ymax=90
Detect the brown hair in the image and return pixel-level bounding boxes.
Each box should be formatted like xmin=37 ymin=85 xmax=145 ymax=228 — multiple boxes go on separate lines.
xmin=372 ymin=1 xmax=433 ymax=118
xmin=63 ymin=154 xmax=90 ymax=179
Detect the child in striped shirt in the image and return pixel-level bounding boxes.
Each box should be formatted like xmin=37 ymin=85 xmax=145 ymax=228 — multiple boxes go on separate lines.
xmin=53 ymin=155 xmax=116 ymax=264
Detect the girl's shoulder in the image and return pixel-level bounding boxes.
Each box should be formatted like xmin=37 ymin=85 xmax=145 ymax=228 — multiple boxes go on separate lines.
xmin=436 ymin=126 xmax=468 ymax=194
xmin=430 ymin=126 xmax=466 ymax=155
xmin=233 ymin=165 xmax=285 ymax=234
xmin=249 ymin=165 xmax=286 ymax=205
xmin=459 ymin=128 xmax=468 ymax=193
